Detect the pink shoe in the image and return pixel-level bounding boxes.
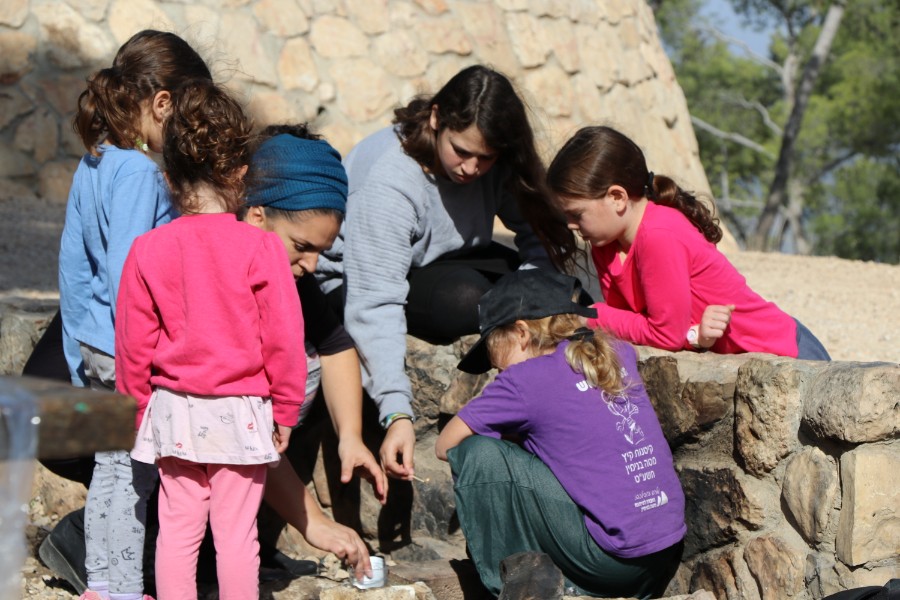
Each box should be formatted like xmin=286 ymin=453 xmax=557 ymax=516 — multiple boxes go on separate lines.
xmin=78 ymin=591 xmax=105 ymax=600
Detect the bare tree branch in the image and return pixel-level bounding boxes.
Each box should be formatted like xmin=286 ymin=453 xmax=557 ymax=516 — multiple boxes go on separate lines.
xmin=691 ymin=115 xmax=777 ymax=159
xmin=805 ymin=150 xmax=858 ymax=186
xmin=698 ymin=24 xmax=783 ymax=74
xmin=717 ymin=92 xmax=784 ymax=135
xmin=720 ymin=208 xmax=748 ymax=245
xmin=720 ymin=198 xmax=765 ymax=209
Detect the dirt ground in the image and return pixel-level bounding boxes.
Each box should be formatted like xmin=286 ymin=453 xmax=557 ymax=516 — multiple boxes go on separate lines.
xmin=3 ymin=183 xmax=897 ymax=364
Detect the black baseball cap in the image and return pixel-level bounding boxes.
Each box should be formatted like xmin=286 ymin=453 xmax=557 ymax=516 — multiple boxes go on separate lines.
xmin=457 ymin=269 xmax=597 ymax=374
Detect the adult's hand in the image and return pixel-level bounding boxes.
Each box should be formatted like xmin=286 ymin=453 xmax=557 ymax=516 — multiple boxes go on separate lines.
xmin=264 ymin=459 xmax=372 ymax=577
xmin=380 ymin=417 xmax=416 ymax=480
xmin=338 ymin=436 xmax=387 ymax=504
xmin=303 ymin=511 xmax=372 ymax=578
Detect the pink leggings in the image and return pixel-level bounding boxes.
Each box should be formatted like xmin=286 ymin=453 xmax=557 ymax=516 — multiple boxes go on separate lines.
xmin=155 ymin=458 xmax=267 ymax=600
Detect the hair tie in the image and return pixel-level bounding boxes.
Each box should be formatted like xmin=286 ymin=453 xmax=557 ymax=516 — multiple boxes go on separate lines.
xmin=567 ymin=327 xmax=595 ymax=342
xmin=644 ymin=171 xmax=655 ymax=200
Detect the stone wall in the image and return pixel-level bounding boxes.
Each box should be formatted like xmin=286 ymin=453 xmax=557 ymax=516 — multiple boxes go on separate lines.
xmin=637 ymin=349 xmax=899 ymax=599
xmin=394 ymin=342 xmax=899 ymax=600
xmin=394 ymin=340 xmax=900 ymax=599
xmin=0 ymin=0 xmax=737 ymax=250
xmin=6 ymin=303 xmax=897 ymax=599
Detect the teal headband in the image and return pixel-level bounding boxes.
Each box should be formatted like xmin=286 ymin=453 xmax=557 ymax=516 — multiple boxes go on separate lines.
xmin=246 ymin=134 xmax=348 ymax=213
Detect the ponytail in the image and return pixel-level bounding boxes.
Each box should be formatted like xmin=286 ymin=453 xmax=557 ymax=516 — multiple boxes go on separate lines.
xmin=650 ymin=174 xmax=722 ymax=244
xmin=72 ymin=30 xmax=211 ymax=154
xmin=546 ymin=126 xmax=723 ymax=254
xmin=563 ymin=327 xmax=625 ymax=396
xmin=163 ymin=81 xmax=253 ymax=214
xmin=74 ymin=67 xmax=141 ymax=152
xmin=487 ymin=313 xmax=625 ymax=397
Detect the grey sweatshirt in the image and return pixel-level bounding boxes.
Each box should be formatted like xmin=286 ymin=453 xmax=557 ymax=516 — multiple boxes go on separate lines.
xmin=317 ymin=126 xmax=551 ymax=422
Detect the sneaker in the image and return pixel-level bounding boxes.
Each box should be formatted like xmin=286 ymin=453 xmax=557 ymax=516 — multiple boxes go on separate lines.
xmin=260 ymin=547 xmax=318 ymax=578
xmin=39 ymin=525 xmax=88 ymax=594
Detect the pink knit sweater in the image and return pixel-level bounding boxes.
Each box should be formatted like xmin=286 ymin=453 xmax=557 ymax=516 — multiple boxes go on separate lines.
xmin=115 ymin=213 xmax=307 ymax=428
xmin=588 ymin=202 xmax=797 ymax=356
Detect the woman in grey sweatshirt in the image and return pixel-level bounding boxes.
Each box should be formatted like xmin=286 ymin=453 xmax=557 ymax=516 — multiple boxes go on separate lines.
xmin=316 ymin=65 xmax=567 ymax=482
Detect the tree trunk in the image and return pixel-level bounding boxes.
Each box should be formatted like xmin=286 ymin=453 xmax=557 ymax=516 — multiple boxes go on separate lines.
xmin=778 ymin=179 xmax=811 ymax=254
xmin=748 ymin=1 xmax=846 ymax=251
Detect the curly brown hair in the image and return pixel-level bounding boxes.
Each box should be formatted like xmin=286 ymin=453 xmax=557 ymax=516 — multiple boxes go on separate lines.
xmin=392 ymin=65 xmax=574 ymax=270
xmin=73 ymin=30 xmax=211 ymax=154
xmin=162 ymin=81 xmax=253 ymax=214
xmin=546 ymin=126 xmax=722 ymax=269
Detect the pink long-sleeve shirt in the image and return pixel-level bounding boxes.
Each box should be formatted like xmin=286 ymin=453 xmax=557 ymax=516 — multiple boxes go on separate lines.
xmin=588 ymin=201 xmax=798 ymax=356
xmin=115 ymin=213 xmax=307 ymax=428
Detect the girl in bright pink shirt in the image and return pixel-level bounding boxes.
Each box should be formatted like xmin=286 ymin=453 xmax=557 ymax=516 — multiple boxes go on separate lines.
xmin=116 ymin=81 xmax=306 ymax=599
xmin=543 ymin=125 xmax=829 ymax=360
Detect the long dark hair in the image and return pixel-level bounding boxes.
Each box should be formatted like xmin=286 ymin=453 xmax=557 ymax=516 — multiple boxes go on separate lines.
xmin=547 ymin=126 xmax=722 ymax=267
xmin=73 ymin=30 xmax=212 ymax=154
xmin=162 ymin=81 xmax=253 ymax=214
xmin=393 ymin=65 xmax=574 ymax=269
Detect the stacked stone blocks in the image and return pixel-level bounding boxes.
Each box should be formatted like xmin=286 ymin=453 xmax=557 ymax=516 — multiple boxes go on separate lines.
xmin=1 ymin=0 xmax=736 ymax=247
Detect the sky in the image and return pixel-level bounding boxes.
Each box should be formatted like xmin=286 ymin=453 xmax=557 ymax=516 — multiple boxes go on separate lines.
xmin=698 ymin=0 xmax=774 ymax=57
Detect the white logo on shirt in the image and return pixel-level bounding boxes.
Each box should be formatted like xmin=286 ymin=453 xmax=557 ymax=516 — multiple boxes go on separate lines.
xmin=576 ymin=380 xmax=590 ymax=392
xmin=607 ymin=395 xmax=645 ymax=445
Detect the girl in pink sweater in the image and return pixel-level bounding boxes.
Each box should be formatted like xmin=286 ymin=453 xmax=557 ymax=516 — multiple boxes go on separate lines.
xmin=543 ymin=126 xmax=829 ymax=360
xmin=116 ymin=81 xmax=306 ymax=599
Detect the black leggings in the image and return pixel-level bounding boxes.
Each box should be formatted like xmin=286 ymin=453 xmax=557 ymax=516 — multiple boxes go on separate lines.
xmin=22 ymin=311 xmax=96 ymax=486
xmin=326 ymin=242 xmax=521 ymax=344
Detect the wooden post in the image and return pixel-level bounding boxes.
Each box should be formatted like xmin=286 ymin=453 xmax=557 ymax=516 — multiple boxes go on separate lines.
xmin=0 ymin=376 xmax=136 ymax=460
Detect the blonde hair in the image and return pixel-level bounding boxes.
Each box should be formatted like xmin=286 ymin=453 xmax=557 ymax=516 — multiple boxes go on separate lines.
xmin=486 ymin=313 xmax=625 ymax=396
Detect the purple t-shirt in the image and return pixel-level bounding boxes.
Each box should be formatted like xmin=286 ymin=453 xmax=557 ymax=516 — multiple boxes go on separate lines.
xmin=458 ymin=340 xmax=686 ymax=558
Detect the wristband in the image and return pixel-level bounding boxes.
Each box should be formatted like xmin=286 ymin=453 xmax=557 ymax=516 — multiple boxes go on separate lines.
xmin=686 ymin=324 xmax=702 ymax=349
xmin=380 ymin=412 xmax=414 ymax=430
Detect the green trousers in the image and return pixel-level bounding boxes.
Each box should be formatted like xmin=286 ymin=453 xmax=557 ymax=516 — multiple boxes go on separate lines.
xmin=447 ymin=436 xmax=682 ymax=598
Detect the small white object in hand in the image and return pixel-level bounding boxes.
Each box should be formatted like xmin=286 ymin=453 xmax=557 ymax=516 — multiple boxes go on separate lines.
xmin=349 ymin=555 xmax=386 ymax=589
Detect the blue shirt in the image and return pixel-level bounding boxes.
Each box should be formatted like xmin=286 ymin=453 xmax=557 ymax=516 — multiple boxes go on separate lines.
xmin=58 ymin=145 xmax=176 ymax=385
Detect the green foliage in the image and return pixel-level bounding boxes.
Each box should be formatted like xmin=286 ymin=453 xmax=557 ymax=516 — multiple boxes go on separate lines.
xmin=809 ymin=158 xmax=900 ymax=263
xmin=656 ymin=0 xmax=900 ymax=263
xmin=821 ymin=0 xmax=900 ymax=156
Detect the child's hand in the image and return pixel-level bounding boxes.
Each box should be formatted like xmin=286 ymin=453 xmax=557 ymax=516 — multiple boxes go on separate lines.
xmin=273 ymin=423 xmax=292 ymax=454
xmin=698 ymin=304 xmax=735 ymax=348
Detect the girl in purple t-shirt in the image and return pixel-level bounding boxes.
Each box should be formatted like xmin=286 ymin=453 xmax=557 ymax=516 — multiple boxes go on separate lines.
xmin=436 ymin=269 xmax=685 ymax=599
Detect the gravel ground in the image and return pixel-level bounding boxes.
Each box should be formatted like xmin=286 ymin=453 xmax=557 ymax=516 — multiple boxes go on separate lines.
xmin=2 ymin=185 xmax=898 ymax=598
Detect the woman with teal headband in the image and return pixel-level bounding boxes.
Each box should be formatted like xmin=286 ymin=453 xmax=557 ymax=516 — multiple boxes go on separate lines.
xmin=240 ymin=124 xmax=387 ymax=566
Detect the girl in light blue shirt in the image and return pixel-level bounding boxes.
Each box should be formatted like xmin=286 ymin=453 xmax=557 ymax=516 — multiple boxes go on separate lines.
xmin=58 ymin=30 xmax=212 ymax=600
